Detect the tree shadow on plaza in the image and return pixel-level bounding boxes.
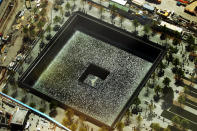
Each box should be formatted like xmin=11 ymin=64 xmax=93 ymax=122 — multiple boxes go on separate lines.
xmin=161 ymin=87 xmax=174 ymax=110
xmin=146 ymin=113 xmax=154 ymax=121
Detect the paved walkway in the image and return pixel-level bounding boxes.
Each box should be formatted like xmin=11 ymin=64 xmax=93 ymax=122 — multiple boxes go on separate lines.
xmin=0 ymin=32 xmax=24 ymax=67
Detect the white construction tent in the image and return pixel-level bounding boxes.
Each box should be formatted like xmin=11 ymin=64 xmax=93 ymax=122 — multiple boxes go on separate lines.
xmin=110 ymin=0 xmax=127 ymax=5
xmin=132 ymin=0 xmax=144 ymax=6
xmin=160 ymin=21 xmax=183 ymax=33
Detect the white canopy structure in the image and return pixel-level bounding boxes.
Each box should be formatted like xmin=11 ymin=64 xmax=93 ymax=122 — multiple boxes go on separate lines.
xmin=160 ymin=21 xmax=183 ymax=33
xmin=132 ymin=0 xmax=144 ymax=6
xmin=110 ymin=0 xmax=127 ymax=5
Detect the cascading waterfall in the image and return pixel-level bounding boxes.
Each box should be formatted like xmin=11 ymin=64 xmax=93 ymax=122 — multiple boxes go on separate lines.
xmin=33 ymin=31 xmax=152 ymax=125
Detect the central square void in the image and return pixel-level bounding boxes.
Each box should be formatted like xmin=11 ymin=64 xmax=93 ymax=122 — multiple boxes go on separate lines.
xmin=19 ymin=12 xmax=165 ymax=127
xmin=79 ymin=64 xmax=110 ymax=88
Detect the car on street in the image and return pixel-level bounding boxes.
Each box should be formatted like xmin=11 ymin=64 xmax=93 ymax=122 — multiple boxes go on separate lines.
xmin=8 ymin=61 xmax=17 ymax=71
xmin=157 ymin=9 xmax=169 ymax=17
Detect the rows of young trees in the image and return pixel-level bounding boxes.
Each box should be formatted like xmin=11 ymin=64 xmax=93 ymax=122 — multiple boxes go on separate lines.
xmin=5 ymin=0 xmax=196 ymax=131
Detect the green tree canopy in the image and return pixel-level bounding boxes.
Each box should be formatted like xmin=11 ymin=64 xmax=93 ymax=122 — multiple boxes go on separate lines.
xmin=65 ymin=2 xmax=71 ymax=10
xmin=184 ymin=86 xmax=189 ymax=96
xmin=133 ymin=19 xmax=139 ymax=32
xmin=151 ymin=123 xmax=161 ymax=131
xmin=166 ymin=53 xmax=174 ymax=65
xmin=99 ymin=6 xmax=104 ymax=14
xmin=79 ymin=127 xmax=87 ymax=131
xmin=172 ymin=38 xmax=181 ymax=46
xmin=163 ymin=127 xmax=171 ymax=131
xmin=30 ymin=102 xmax=36 ymax=108
xmin=143 ymin=24 xmax=151 ymax=34
xmin=172 ymin=115 xmax=181 ymax=126
xmin=187 ymin=35 xmax=195 ymax=45
xmin=53 ymin=16 xmax=62 ymax=24
xmin=180 ymin=119 xmax=190 ymax=130
xmin=158 ymin=61 xmax=166 ymax=70
xmin=49 ymin=101 xmax=58 ymax=109
xmin=175 ymin=68 xmax=184 ymax=81
xmin=65 ymin=108 xmax=74 ymax=121
xmin=62 ymin=117 xmax=70 ymax=127
xmin=39 ymin=107 xmax=46 ymax=113
xmin=148 ymin=103 xmax=154 ymax=114
xmin=37 ymin=21 xmax=45 ymax=30
xmin=172 ymin=58 xmax=180 ymax=67
xmin=99 ymin=126 xmax=108 ymax=131
xmin=169 ymin=45 xmax=178 ymax=54
xmin=178 ymin=95 xmax=186 ymax=107
xmin=110 ymin=4 xmax=117 ymax=13
xmin=41 ymin=0 xmax=48 ymax=8
xmin=194 ymin=57 xmax=197 ymax=65
xmin=29 ymin=29 xmax=36 ymax=38
xmin=33 ymin=7 xmax=38 ymax=14
xmin=162 ymin=77 xmax=171 ymax=87
xmin=133 ymin=97 xmax=141 ymax=108
xmin=23 ymin=26 xmax=29 ymax=34
xmin=46 ymin=25 xmax=51 ymax=33
xmin=154 ymin=85 xmax=161 ymax=97
xmin=136 ymin=114 xmax=142 ymax=123
xmin=70 ymin=123 xmax=78 ymax=131
xmin=116 ymin=122 xmax=125 ymax=131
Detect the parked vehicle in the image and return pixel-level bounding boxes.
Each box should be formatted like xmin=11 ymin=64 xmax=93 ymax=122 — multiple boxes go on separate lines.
xmin=8 ymin=61 xmax=17 ymax=71
xmin=143 ymin=4 xmax=155 ymax=12
xmin=18 ymin=10 xmax=25 ymax=18
xmin=176 ymin=0 xmax=190 ymax=6
xmin=157 ymin=9 xmax=170 ymax=17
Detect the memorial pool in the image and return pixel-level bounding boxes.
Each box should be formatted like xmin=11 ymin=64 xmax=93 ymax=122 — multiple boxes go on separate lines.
xmin=19 ymin=12 xmax=165 ymax=128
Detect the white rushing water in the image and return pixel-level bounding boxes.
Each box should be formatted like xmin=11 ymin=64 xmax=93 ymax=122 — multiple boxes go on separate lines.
xmin=34 ymin=31 xmax=152 ymax=125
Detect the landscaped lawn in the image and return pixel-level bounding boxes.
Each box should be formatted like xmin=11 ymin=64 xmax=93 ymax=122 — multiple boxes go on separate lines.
xmin=186 ymin=85 xmax=197 ymax=94
xmin=185 ymin=102 xmax=197 ymax=110
xmin=182 ymin=83 xmax=197 ymax=94
xmin=169 ymin=105 xmax=197 ymax=123
xmin=185 ymin=98 xmax=197 ymax=110
xmin=183 ymin=76 xmax=197 ymax=85
xmin=168 ymin=125 xmax=183 ymax=131
xmin=185 ymin=90 xmax=197 ymax=98
xmin=186 ymin=98 xmax=197 ymax=107
xmin=161 ymin=110 xmax=197 ymax=131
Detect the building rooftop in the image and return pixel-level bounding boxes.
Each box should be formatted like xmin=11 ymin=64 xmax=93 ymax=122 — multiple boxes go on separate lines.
xmin=185 ymin=1 xmax=197 ymax=14
xmin=11 ymin=108 xmax=28 ymax=125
